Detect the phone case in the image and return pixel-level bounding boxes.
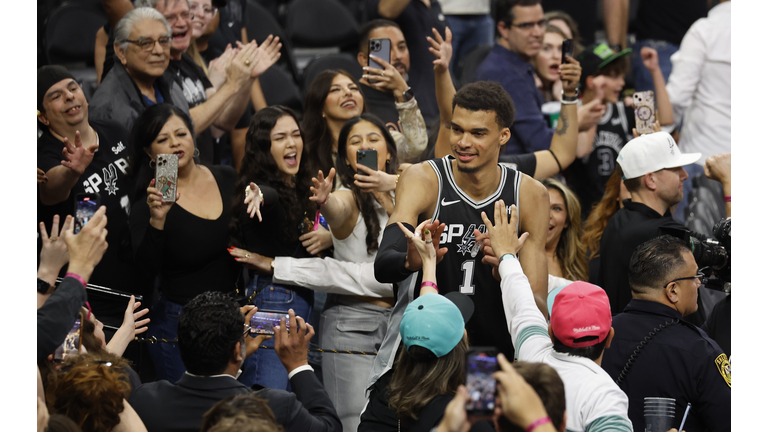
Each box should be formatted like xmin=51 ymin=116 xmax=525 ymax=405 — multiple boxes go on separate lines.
xmin=562 ymin=39 xmax=574 ymax=63
xmin=155 ymin=154 xmax=179 ymax=202
xmin=633 ymin=91 xmax=656 ymax=135
xmin=368 ymin=38 xmax=391 ymax=83
xmin=54 ymin=318 xmax=82 ymax=360
xmin=357 ymin=149 xmax=378 ymax=175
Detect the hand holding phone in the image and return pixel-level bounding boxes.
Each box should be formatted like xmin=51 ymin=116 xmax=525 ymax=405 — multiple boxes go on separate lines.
xmin=155 ymin=154 xmax=179 ymax=203
xmin=561 ymin=39 xmax=574 ymax=64
xmin=465 ymin=347 xmax=500 ymax=415
xmin=368 ymin=38 xmax=391 ymax=84
xmin=54 ymin=315 xmax=83 ymax=361
xmin=249 ymin=310 xmax=291 ymax=336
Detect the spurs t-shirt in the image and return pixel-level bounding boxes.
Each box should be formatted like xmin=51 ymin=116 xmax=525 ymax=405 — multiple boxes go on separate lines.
xmin=37 ymin=119 xmax=137 ymax=296
xmin=168 ymin=53 xmax=217 ymax=164
xmin=565 ymin=101 xmax=634 ymax=220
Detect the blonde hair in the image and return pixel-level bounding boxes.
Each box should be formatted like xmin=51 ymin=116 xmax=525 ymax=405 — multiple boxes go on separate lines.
xmin=187 ymin=42 xmax=210 ymax=77
xmin=542 ymin=178 xmax=589 ymax=281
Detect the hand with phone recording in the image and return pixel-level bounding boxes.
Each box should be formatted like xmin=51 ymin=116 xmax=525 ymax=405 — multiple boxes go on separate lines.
xmin=38 ymin=215 xmax=74 ymax=289
xmin=146 ymin=178 xmax=180 ymax=230
xmin=631 ymin=120 xmax=662 ymax=138
xmin=62 ymin=205 xmax=109 ymax=283
xmin=493 ymin=354 xmax=557 ymax=432
xmin=361 ymin=55 xmax=409 ymax=100
xmin=273 ymin=308 xmax=314 ymax=373
xmin=241 ymin=305 xmax=272 ymax=358
xmin=558 ymin=56 xmax=581 ymax=97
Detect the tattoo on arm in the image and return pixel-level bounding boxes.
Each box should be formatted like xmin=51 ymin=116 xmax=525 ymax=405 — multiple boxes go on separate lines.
xmin=555 ymin=115 xmax=569 ymax=136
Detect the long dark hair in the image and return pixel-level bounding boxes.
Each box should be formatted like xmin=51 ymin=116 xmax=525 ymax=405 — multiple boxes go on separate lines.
xmin=128 ymin=103 xmax=196 ymax=205
xmin=302 ymin=69 xmax=367 ymax=176
xmin=336 ymin=114 xmax=398 ymax=254
xmin=230 ymin=106 xmax=315 ymax=245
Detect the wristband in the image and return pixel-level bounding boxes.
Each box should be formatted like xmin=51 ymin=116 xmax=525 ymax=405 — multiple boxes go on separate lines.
xmin=318 ymin=196 xmax=328 ymax=206
xmin=525 ymin=417 xmax=552 ymax=432
xmin=561 ymin=89 xmax=578 ymax=103
xmin=421 ymin=281 xmax=438 ymax=292
xmin=500 ymin=253 xmax=517 ymax=262
xmin=65 ymin=272 xmax=87 ymax=288
xmin=547 ymin=149 xmax=562 ymax=173
xmin=724 ymin=195 xmax=731 ymax=202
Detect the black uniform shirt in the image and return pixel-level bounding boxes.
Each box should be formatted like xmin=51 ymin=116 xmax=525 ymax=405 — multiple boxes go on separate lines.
xmin=602 ymin=299 xmax=731 ymax=432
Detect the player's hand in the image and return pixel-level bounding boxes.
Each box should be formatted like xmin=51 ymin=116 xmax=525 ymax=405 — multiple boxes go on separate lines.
xmin=427 ymin=27 xmax=453 ymax=74
xmin=398 ymin=220 xmax=437 ymax=264
xmin=403 ymin=219 xmax=448 ymax=271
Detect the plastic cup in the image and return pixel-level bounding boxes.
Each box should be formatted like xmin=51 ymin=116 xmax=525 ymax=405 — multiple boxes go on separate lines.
xmin=644 ymin=397 xmax=675 ymax=432
xmin=541 ymin=101 xmax=561 ymax=129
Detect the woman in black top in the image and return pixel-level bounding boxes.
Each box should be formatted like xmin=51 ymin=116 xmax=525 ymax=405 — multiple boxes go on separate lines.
xmin=228 ymin=106 xmax=317 ymax=390
xmin=129 ymin=104 xmax=239 ymax=383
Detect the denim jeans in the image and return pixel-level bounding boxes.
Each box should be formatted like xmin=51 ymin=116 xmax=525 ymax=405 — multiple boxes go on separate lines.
xmin=673 ymin=163 xmax=705 ymax=223
xmin=631 ymin=39 xmax=679 ymax=92
xmin=146 ymin=296 xmax=186 ymax=383
xmin=320 ymin=295 xmax=391 ymax=432
xmin=445 ymin=14 xmax=495 ymax=79
xmin=239 ymin=275 xmax=312 ymax=391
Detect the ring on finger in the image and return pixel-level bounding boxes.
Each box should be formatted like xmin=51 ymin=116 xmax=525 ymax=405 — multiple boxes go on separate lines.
xmin=245 ymin=253 xmax=251 ymax=258
xmin=381 ymin=69 xmax=385 ymax=76
xmin=50 ymin=237 xmax=58 ymax=242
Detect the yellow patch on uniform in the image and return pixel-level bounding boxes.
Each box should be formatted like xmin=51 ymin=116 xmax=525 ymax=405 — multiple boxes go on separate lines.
xmin=715 ymin=353 xmax=731 ymax=388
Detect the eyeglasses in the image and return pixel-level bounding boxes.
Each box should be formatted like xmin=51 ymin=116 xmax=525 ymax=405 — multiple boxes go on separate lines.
xmin=190 ymin=4 xmax=217 ymax=17
xmin=663 ymin=271 xmax=705 ymax=288
xmin=124 ymin=36 xmax=172 ymax=52
xmin=164 ymin=11 xmax=193 ymax=24
xmin=511 ymin=19 xmax=547 ymax=30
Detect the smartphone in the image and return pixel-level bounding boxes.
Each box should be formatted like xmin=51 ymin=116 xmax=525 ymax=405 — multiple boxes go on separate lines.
xmin=248 ymin=310 xmax=291 ymax=335
xmin=562 ymin=39 xmax=574 ymax=64
xmin=368 ymin=38 xmax=391 ymax=83
xmin=54 ymin=316 xmax=83 ymax=361
xmin=155 ymin=154 xmax=179 ymax=203
xmin=633 ymin=91 xmax=656 ymax=135
xmin=74 ymin=193 xmax=101 ymax=234
xmin=357 ymin=149 xmax=378 ymax=176
xmin=465 ymin=347 xmax=499 ymax=415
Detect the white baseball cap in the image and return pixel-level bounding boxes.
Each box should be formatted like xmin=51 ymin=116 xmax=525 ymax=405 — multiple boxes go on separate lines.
xmin=617 ymin=132 xmax=701 ymax=180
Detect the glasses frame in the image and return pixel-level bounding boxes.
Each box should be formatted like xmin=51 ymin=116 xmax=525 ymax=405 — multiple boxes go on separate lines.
xmin=123 ymin=36 xmax=173 ymax=52
xmin=511 ymin=19 xmax=547 ymax=30
xmin=663 ymin=271 xmax=705 ymax=289
xmin=164 ymin=11 xmax=194 ymax=24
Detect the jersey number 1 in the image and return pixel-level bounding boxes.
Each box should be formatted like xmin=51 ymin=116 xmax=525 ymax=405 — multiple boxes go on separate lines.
xmin=459 ymin=260 xmax=475 ymax=295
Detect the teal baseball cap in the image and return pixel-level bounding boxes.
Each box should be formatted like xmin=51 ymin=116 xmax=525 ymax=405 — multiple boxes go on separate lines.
xmin=400 ymin=292 xmax=474 ymax=358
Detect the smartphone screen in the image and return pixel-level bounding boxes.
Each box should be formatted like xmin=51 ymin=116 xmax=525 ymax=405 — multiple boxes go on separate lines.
xmin=465 ymin=349 xmax=499 ymax=414
xmin=155 ymin=154 xmax=179 ymax=203
xmin=562 ymin=39 xmax=574 ymax=64
xmin=74 ymin=193 xmax=100 ymax=234
xmin=368 ymin=38 xmax=391 ymax=83
xmin=248 ymin=311 xmax=291 ymax=336
xmin=357 ymin=149 xmax=378 ymax=176
xmin=54 ymin=318 xmax=82 ymax=361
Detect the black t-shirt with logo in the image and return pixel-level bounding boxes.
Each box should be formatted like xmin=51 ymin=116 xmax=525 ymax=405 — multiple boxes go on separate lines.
xmin=37 ymin=119 xmax=138 ymax=301
xmin=565 ymin=102 xmax=634 ymax=220
xmin=168 ymin=53 xmax=217 ymax=164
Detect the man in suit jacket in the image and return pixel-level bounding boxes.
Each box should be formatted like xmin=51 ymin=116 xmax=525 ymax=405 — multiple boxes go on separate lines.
xmin=129 ymin=291 xmax=342 ymax=432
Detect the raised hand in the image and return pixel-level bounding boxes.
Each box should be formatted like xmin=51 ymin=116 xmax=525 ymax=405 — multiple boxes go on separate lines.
xmin=354 ymin=164 xmax=398 ymax=192
xmin=124 ymin=295 xmax=150 ymax=337
xmin=704 ymin=153 xmax=731 ymax=185
xmin=62 ymin=205 xmax=108 ymax=280
xmin=309 ymin=168 xmax=336 ymax=206
xmin=480 ymin=200 xmax=529 ymax=259
xmin=39 ymin=215 xmax=72 ymax=279
xmin=249 ymin=35 xmax=282 ymax=78
xmin=640 ymin=46 xmax=660 ymax=73
xmin=427 ymin=27 xmax=453 ymax=74
xmin=227 ymin=41 xmax=258 ymax=87
xmin=558 ymin=57 xmax=581 ymax=95
xmin=61 ymin=130 xmax=97 ymax=175
xmin=243 ymin=182 xmax=263 ymax=221
xmin=208 ymin=44 xmax=236 ymax=90
xmin=397 ymin=219 xmax=436 ymax=264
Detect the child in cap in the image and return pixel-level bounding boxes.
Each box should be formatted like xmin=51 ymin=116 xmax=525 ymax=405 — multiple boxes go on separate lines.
xmin=387 ymin=221 xmax=475 ymax=431
xmin=565 ymin=43 xmax=674 ymax=220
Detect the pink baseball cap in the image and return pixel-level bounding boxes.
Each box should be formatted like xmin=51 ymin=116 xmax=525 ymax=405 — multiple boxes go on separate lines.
xmin=550 ymin=282 xmax=612 ymax=348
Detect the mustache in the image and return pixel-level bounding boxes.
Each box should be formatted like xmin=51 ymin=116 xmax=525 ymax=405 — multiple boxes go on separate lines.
xmin=392 ymin=61 xmax=408 ymax=72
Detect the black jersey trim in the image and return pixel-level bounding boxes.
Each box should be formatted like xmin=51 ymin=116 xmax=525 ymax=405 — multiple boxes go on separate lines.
xmin=441 ymin=155 xmax=508 ymax=209
xmin=427 ymin=159 xmax=444 ymax=221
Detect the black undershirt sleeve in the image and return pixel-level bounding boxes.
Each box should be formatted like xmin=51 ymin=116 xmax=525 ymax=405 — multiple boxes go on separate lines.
xmin=373 ymin=222 xmax=414 ymax=284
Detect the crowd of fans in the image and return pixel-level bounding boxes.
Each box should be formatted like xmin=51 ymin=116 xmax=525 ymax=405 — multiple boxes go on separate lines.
xmin=36 ymin=0 xmax=731 ymax=431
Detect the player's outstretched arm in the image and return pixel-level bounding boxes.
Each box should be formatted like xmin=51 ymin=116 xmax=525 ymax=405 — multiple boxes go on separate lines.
xmin=517 ymin=176 xmax=550 ymax=318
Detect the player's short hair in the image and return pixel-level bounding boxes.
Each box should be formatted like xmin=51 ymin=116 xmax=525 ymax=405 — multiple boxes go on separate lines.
xmin=452 ymin=81 xmax=516 ymax=130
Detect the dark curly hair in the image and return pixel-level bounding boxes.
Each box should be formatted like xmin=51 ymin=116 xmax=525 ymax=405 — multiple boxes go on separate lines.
xmin=127 ymin=103 xmax=197 ymax=205
xmin=452 ymin=81 xmax=516 ymax=130
xmin=336 ymin=114 xmax=398 ymax=254
xmin=302 ymin=69 xmax=367 ymax=176
xmin=230 ymin=106 xmax=316 ymax=245
xmin=46 ymin=353 xmax=131 ymax=432
xmin=628 ymin=235 xmax=689 ymax=295
xmin=178 ymin=291 xmax=244 ymax=375
xmin=201 ymin=394 xmax=284 ymax=432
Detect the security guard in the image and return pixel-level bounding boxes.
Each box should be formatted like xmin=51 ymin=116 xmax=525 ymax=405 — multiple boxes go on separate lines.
xmin=602 ymin=235 xmax=731 ymax=432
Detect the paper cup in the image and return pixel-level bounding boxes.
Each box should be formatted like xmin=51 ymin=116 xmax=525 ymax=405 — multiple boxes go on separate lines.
xmin=541 ymin=101 xmax=561 ymax=129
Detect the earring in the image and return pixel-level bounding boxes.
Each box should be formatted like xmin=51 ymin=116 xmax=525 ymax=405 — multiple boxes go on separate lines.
xmin=194 ymin=148 xmax=200 ymax=158
xmin=149 ymin=159 xmax=156 ymax=169
xmin=386 ymin=158 xmax=391 ymax=172
xmin=322 ymin=113 xmax=326 ymax=118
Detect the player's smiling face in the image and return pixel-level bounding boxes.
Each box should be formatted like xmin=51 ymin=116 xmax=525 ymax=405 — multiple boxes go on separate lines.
xmin=450 ymin=106 xmax=509 ymax=173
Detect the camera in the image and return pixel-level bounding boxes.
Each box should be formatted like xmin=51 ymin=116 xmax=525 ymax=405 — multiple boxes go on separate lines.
xmin=372 ymin=41 xmax=381 ymax=51
xmin=661 ymin=217 xmax=731 ymax=291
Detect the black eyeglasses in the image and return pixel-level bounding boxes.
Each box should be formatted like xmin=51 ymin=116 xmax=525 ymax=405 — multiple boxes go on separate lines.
xmin=124 ymin=36 xmax=172 ymax=52
xmin=511 ymin=19 xmax=547 ymax=30
xmin=663 ymin=271 xmax=705 ymax=288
